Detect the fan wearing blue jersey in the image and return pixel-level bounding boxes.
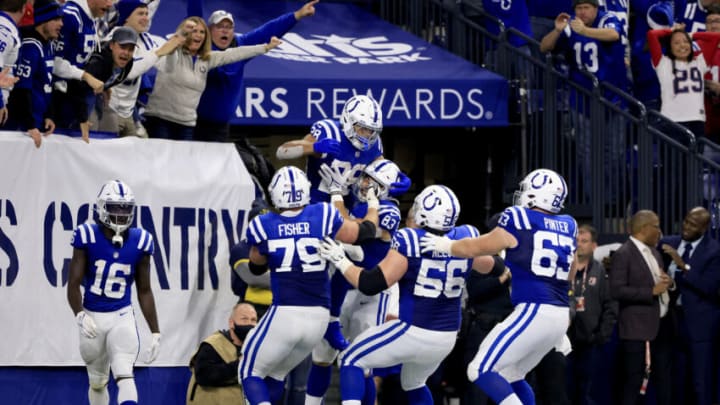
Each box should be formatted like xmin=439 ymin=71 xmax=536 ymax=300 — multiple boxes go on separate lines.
xmin=67 ymin=180 xmax=160 ymax=405
xmin=305 ymin=158 xmax=403 ymax=405
xmin=52 ymin=0 xmax=113 ymax=139
xmin=421 ymin=169 xmax=578 ymax=405
xmin=238 ymin=166 xmax=380 ymax=405
xmin=275 ymin=94 xmax=411 ymax=203
xmin=6 ymin=0 xmax=63 ymax=148
xmin=319 ymin=185 xmax=497 ymax=405
xmin=0 ymin=0 xmax=25 ymax=126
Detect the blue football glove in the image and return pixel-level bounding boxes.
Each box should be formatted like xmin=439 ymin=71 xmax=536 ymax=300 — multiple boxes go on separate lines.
xmin=323 ymin=320 xmax=349 ymax=351
xmin=313 ymin=138 xmax=341 ymax=157
xmin=389 ymin=170 xmax=411 ymax=196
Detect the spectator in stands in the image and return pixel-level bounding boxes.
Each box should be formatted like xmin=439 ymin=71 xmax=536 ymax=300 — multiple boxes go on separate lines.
xmin=540 ymin=0 xmax=628 ymax=104
xmin=92 ymin=0 xmax=164 ymax=137
xmin=660 ymin=207 xmax=720 ymax=405
xmin=52 ymin=0 xmax=112 ymax=138
xmin=142 ymin=17 xmax=280 ymax=140
xmin=648 ymin=23 xmax=720 ymax=144
xmin=194 ymin=1 xmax=318 ymax=142
xmin=186 ymin=302 xmax=258 ymax=405
xmin=609 ymin=210 xmax=673 ymax=405
xmin=702 ymin=5 xmax=720 ymax=143
xmin=679 ymin=0 xmax=716 ymax=33
xmin=479 ymin=0 xmax=533 ymax=57
xmin=78 ymin=27 xmax=183 ymax=140
xmin=630 ymin=0 xmax=673 ymax=111
xmin=0 ymin=0 xmax=26 ymax=127
xmin=567 ymin=224 xmax=618 ymax=405
xmin=540 ymin=0 xmax=628 ymax=201
xmin=6 ymin=0 xmax=63 ymax=148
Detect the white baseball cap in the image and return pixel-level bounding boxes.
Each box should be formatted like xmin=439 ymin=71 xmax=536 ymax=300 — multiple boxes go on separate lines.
xmin=208 ymin=10 xmax=234 ymax=26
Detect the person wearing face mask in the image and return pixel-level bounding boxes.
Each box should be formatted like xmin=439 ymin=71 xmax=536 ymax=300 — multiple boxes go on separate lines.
xmin=186 ymin=302 xmax=258 ymax=405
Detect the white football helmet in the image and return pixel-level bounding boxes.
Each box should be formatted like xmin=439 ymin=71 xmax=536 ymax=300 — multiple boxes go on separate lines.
xmin=340 ymin=95 xmax=383 ymax=151
xmin=412 ymin=185 xmax=461 ymax=232
xmin=514 ymin=168 xmax=568 ymax=213
xmin=96 ymin=180 xmax=135 ymax=238
xmin=353 ymin=158 xmax=400 ymax=202
xmin=269 ymin=166 xmax=311 ymax=209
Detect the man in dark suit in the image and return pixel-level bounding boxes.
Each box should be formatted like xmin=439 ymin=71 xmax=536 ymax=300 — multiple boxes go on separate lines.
xmin=660 ymin=206 xmax=720 ymax=405
xmin=609 ymin=210 xmax=673 ymax=405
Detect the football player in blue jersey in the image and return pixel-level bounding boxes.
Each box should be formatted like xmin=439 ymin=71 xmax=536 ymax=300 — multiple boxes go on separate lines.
xmin=420 ymin=168 xmax=578 ymax=405
xmin=238 ymin=165 xmax=381 ymax=405
xmin=305 ymin=158 xmax=403 ymax=405
xmin=275 ymin=94 xmax=411 ymax=203
xmin=67 ymin=180 xmax=160 ymax=405
xmin=319 ymin=184 xmax=498 ymax=405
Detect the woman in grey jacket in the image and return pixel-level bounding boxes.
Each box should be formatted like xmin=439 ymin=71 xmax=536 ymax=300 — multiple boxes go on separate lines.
xmin=143 ymin=16 xmax=280 ymax=140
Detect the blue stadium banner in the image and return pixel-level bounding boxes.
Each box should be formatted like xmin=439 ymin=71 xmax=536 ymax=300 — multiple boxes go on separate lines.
xmin=152 ymin=0 xmax=509 ymax=127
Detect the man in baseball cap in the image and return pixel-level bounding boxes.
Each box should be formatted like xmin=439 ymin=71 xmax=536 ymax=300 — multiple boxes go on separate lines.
xmin=194 ymin=1 xmax=319 ymax=142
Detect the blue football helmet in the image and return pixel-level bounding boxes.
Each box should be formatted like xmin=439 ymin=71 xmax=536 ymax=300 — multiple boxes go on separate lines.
xmin=269 ymin=166 xmax=311 ymax=209
xmin=340 ymin=95 xmax=383 ymax=151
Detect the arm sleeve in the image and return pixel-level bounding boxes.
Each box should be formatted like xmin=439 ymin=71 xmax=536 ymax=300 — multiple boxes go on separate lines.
xmin=647 ymin=29 xmax=671 ymax=67
xmin=239 ymin=13 xmax=296 ymax=45
xmin=357 ymin=266 xmax=389 ymax=295
xmin=126 ymin=52 xmax=159 ymax=80
xmin=193 ymin=343 xmax=240 ymax=386
xmin=207 ymin=44 xmax=266 ymax=69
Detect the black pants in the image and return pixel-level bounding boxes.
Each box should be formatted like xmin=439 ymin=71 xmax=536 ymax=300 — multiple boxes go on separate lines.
xmin=193 ymin=118 xmax=230 ymax=142
xmin=617 ymin=318 xmax=673 ymax=405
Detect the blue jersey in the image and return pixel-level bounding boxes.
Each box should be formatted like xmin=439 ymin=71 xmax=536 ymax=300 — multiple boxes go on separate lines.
xmin=56 ymin=0 xmax=98 ymax=69
xmin=630 ymin=0 xmax=662 ymax=103
xmin=306 ymin=119 xmax=383 ymax=203
xmin=12 ymin=30 xmax=54 ymax=130
xmin=481 ymin=0 xmax=533 ymax=47
xmin=497 ymin=206 xmax=577 ymax=307
xmin=70 ymin=223 xmax=154 ymax=312
xmin=245 ymin=202 xmax=345 ymax=308
xmin=349 ymin=199 xmax=402 ymax=268
xmin=557 ymin=10 xmax=628 ymax=105
xmin=197 ymin=12 xmax=297 ymax=123
xmin=394 ymin=224 xmax=480 ymax=332
xmin=680 ymin=0 xmax=708 ymax=33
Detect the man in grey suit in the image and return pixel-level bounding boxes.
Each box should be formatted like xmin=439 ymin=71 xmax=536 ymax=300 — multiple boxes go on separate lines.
xmin=609 ymin=210 xmax=673 ymax=405
xmin=660 ymin=207 xmax=720 ymax=405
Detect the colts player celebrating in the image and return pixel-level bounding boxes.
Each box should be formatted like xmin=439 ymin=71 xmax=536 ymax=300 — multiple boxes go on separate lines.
xmin=306 ymin=158 xmax=404 ymax=405
xmin=275 ymin=95 xmax=410 ymax=360
xmin=319 ymin=185 xmax=497 ymax=405
xmin=238 ymin=166 xmax=380 ymax=405
xmin=421 ymin=169 xmax=577 ymax=405
xmin=67 ymin=180 xmax=160 ymax=405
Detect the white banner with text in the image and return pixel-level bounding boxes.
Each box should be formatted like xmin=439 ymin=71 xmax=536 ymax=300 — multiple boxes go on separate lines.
xmin=0 ymin=133 xmax=252 ymax=366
